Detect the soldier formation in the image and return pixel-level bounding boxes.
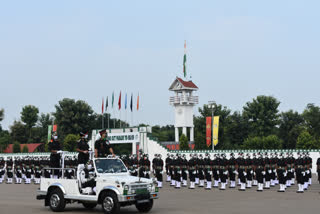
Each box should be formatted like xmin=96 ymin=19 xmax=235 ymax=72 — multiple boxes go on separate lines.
xmin=162 ymin=152 xmax=318 ymax=193
xmin=0 ymin=155 xmax=78 ymax=184
xmin=0 ymin=151 xmax=319 ymax=195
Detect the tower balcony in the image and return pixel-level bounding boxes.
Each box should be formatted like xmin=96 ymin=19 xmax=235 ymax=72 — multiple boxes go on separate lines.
xmin=169 ymin=95 xmax=199 ymax=105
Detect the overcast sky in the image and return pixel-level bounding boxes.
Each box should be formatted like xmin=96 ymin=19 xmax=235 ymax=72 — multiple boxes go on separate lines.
xmin=1 ymin=0 xmax=320 ymax=130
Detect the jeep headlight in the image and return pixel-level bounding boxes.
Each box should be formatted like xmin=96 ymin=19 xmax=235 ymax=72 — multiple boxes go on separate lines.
xmin=148 ymin=184 xmax=154 ymax=192
xmin=123 ymin=185 xmax=129 ymax=195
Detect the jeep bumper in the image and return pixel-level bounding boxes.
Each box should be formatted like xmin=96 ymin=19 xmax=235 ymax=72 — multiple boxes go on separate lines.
xmin=118 ymin=192 xmax=159 ymax=202
xmin=36 ymin=190 xmax=47 ymax=200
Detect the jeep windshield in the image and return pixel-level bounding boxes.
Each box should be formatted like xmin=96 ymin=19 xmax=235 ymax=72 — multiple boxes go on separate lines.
xmin=95 ymin=159 xmax=128 ymax=174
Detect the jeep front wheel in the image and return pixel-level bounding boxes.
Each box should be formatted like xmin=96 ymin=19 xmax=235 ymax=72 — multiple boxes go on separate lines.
xmin=48 ymin=189 xmax=66 ymax=212
xmin=135 ymin=199 xmax=153 ymax=213
xmin=101 ymin=192 xmax=120 ymax=214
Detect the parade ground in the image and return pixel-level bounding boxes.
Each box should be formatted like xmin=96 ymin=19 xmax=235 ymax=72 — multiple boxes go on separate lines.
xmin=0 ymin=177 xmax=319 ymax=214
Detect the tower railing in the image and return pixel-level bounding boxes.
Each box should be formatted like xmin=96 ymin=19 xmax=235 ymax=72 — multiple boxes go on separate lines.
xmin=169 ymin=95 xmax=199 ymax=105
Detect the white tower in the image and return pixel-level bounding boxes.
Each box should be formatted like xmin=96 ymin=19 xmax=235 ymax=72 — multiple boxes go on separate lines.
xmin=169 ymin=77 xmax=199 ymax=142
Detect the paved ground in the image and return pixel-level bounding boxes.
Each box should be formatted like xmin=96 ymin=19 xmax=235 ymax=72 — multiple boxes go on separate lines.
xmin=0 ymin=177 xmax=320 ymax=214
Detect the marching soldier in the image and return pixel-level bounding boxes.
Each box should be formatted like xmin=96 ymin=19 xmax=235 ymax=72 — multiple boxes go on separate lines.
xmin=255 ymin=153 xmax=265 ymax=192
xmin=154 ymin=154 xmax=164 ymax=188
xmin=48 ymin=132 xmax=61 ymax=179
xmin=165 ymin=153 xmax=171 ymax=182
xmin=237 ymin=153 xmax=247 ymax=191
xmin=270 ymin=153 xmax=277 ymax=186
xmin=277 ymin=153 xmax=287 ymax=192
xmin=228 ymin=153 xmax=237 ymax=188
xmin=94 ymin=129 xmax=115 ymax=158
xmin=204 ymin=153 xmax=212 ymax=190
xmin=219 ymin=154 xmax=228 ymax=190
xmin=0 ymin=157 xmax=5 ymax=183
xmin=139 ymin=154 xmax=151 ymax=178
xmin=264 ymin=153 xmax=271 ymax=189
xmin=246 ymin=154 xmax=253 ymax=188
xmin=181 ymin=154 xmax=188 ymax=187
xmin=188 ymin=154 xmax=197 ymax=189
xmin=296 ymin=152 xmax=304 ymax=193
xmin=170 ymin=154 xmax=176 ymax=187
xmin=128 ymin=154 xmax=139 ymax=176
xmin=174 ymin=154 xmax=182 ymax=189
xmin=212 ymin=154 xmax=220 ymax=188
xmin=15 ymin=157 xmax=23 ymax=184
xmin=6 ymin=157 xmax=13 ymax=184
xmin=252 ymin=153 xmax=258 ymax=186
xmin=198 ymin=154 xmax=205 ymax=187
xmin=34 ymin=158 xmax=42 ymax=184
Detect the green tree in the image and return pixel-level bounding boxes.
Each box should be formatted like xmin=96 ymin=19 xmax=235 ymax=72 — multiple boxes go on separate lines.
xmin=263 ymin=135 xmax=282 ymax=149
xmin=303 ymin=104 xmax=320 ymax=139
xmin=278 ymin=110 xmax=304 ymax=149
xmin=242 ymin=135 xmax=282 ymax=150
xmin=63 ymin=134 xmax=80 ymax=152
xmin=296 ymin=130 xmax=320 ymax=149
xmin=152 ymin=125 xmax=175 ymax=142
xmin=22 ymin=145 xmax=29 ymax=153
xmin=37 ymin=113 xmax=54 ymax=142
xmin=13 ymin=141 xmax=21 ymax=153
xmin=243 ymin=95 xmax=280 ymax=137
xmin=179 ymin=134 xmax=189 ymax=150
xmin=53 ymin=98 xmax=95 ymax=139
xmin=10 ymin=120 xmax=28 ymax=143
xmin=224 ymin=111 xmax=249 ymax=149
xmin=194 ymin=103 xmax=231 ymax=150
xmin=21 ymin=105 xmax=39 ymax=138
xmin=0 ymin=131 xmax=11 ymax=152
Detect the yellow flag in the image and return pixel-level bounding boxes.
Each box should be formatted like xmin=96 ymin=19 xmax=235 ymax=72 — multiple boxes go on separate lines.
xmin=212 ymin=116 xmax=219 ymax=146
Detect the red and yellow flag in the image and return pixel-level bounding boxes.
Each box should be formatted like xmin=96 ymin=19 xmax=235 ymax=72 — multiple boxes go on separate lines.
xmin=206 ymin=117 xmax=212 ymax=147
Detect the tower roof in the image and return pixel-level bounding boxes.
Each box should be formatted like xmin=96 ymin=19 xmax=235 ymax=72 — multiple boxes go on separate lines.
xmin=169 ymin=77 xmax=198 ymax=91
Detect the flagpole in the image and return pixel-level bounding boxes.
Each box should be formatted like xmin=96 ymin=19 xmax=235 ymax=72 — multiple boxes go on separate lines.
xmin=107 ymin=111 xmax=109 ymax=129
xmin=102 ymin=97 xmax=104 ymax=129
xmin=113 ymin=108 xmax=115 ymax=128
xmin=120 ymin=110 xmax=122 ymax=128
xmin=102 ymin=113 xmax=104 ymax=129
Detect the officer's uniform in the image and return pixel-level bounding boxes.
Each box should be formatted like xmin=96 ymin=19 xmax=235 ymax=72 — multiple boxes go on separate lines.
xmin=95 ymin=138 xmax=112 ymax=157
xmin=48 ymin=137 xmax=61 ymax=178
xmin=154 ymin=155 xmax=164 ymax=188
xmin=188 ymin=154 xmax=197 ymax=189
xmin=228 ymin=154 xmax=237 ymax=188
xmin=6 ymin=158 xmax=13 ymax=183
xmin=0 ymin=158 xmax=5 ymax=183
xmin=165 ymin=154 xmax=171 ymax=182
xmin=77 ymin=138 xmax=89 ymax=165
xmin=204 ymin=154 xmax=212 ymax=189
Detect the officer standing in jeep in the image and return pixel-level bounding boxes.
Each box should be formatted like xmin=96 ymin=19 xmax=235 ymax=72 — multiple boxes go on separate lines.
xmin=94 ymin=129 xmax=115 ymax=158
xmin=76 ymin=132 xmax=90 ymax=165
xmin=48 ymin=132 xmax=61 ymax=178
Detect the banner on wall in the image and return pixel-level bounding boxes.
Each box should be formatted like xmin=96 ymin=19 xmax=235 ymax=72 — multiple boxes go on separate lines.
xmin=107 ymin=132 xmax=140 ymax=144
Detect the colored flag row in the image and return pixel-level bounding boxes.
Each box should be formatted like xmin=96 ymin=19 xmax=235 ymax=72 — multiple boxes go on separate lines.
xmin=206 ymin=116 xmax=220 ymax=147
xmin=102 ymin=92 xmax=140 ymax=114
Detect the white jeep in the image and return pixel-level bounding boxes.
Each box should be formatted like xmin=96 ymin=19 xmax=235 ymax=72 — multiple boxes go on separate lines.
xmin=36 ymin=156 xmax=159 ymax=213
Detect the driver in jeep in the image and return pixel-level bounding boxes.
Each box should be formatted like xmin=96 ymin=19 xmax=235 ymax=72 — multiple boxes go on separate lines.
xmin=79 ymin=160 xmax=96 ymax=195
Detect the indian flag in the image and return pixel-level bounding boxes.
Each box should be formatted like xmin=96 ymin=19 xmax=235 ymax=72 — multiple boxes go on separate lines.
xmin=183 ymin=40 xmax=187 ymax=78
